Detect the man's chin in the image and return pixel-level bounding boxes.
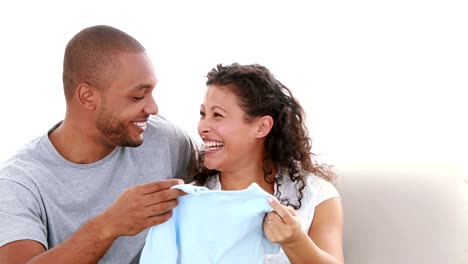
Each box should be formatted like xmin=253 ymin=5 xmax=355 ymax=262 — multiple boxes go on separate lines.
xmin=122 ymin=138 xmax=144 ymax=148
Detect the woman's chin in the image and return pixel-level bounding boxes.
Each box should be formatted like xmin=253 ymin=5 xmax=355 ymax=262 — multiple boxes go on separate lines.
xmin=204 ymin=162 xmax=219 ymax=171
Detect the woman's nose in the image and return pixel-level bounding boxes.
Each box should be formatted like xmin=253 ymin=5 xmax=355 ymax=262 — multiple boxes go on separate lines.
xmin=197 ymin=119 xmax=210 ymax=136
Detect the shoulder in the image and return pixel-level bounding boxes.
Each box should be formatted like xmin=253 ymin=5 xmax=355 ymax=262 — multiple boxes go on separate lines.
xmin=277 ymin=171 xmax=340 ymax=207
xmin=0 ymin=136 xmax=51 ymax=198
xmin=141 ymin=115 xmax=198 ymax=178
xmin=303 ymin=172 xmax=341 ymax=205
xmin=0 ymin=135 xmax=48 ymax=182
xmin=276 ymin=171 xmax=340 ymax=233
xmin=146 ymin=115 xmax=185 ymax=133
xmin=147 ymin=114 xmax=172 ymax=128
xmin=145 ymin=115 xmax=193 ymax=143
xmin=146 ymin=114 xmax=177 ymax=135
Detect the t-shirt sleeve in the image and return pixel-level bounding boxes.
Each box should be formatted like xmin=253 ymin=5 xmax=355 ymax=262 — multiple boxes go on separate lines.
xmin=316 ymin=180 xmax=341 ymax=205
xmin=0 ymin=179 xmax=47 ymax=249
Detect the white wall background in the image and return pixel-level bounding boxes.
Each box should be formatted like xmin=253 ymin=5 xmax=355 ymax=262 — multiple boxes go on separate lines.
xmin=0 ymin=0 xmax=466 ymax=175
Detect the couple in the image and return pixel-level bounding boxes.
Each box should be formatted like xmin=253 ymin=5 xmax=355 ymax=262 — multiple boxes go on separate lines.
xmin=0 ymin=25 xmax=343 ymax=264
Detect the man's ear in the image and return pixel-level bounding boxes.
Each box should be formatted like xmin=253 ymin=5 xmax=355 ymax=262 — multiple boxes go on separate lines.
xmin=76 ymin=83 xmax=98 ymax=110
xmin=255 ymin=115 xmax=274 ymax=138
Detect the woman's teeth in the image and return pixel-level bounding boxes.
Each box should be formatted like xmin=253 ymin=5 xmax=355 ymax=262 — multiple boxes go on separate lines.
xmin=204 ymin=141 xmax=224 ymax=151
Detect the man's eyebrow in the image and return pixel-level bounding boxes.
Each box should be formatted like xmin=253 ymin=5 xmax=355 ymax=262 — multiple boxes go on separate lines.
xmin=132 ymin=84 xmax=153 ymax=91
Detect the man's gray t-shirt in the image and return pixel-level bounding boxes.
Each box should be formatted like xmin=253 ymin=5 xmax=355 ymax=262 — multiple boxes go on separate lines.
xmin=0 ymin=115 xmax=194 ymax=263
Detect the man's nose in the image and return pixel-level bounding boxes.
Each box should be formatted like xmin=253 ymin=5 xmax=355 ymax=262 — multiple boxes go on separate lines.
xmin=145 ymin=96 xmax=158 ymax=115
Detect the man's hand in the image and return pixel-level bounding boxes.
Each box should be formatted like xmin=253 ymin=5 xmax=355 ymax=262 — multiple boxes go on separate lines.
xmin=98 ymin=179 xmax=186 ymax=238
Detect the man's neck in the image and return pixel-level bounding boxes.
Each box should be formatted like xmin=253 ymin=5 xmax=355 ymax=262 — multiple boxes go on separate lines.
xmin=49 ymin=119 xmax=116 ymax=164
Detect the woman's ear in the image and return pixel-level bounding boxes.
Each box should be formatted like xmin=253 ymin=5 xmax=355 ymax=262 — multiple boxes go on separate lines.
xmin=255 ymin=115 xmax=274 ymax=138
xmin=76 ymin=83 xmax=98 ymax=110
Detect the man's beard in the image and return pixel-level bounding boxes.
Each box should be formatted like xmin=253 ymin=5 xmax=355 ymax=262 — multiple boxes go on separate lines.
xmin=96 ymin=105 xmax=143 ymax=147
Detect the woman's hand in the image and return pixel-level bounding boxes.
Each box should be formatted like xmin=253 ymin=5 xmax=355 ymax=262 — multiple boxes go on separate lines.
xmin=263 ymin=197 xmax=308 ymax=247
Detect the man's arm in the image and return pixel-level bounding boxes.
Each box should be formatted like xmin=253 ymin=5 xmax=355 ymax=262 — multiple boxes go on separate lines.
xmin=0 ymin=218 xmax=112 ymax=264
xmin=0 ymin=179 xmax=185 ymax=264
xmin=0 ymin=240 xmax=45 ymax=264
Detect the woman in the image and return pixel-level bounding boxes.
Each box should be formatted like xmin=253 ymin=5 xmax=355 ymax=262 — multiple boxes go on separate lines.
xmin=194 ymin=63 xmax=344 ymax=264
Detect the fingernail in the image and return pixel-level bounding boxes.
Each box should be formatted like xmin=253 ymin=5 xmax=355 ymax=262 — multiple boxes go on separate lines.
xmin=177 ymin=179 xmax=184 ymax=184
xmin=267 ymin=196 xmax=274 ymax=203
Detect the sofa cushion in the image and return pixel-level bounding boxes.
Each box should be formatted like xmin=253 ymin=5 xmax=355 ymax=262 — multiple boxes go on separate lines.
xmin=336 ymin=164 xmax=467 ymax=264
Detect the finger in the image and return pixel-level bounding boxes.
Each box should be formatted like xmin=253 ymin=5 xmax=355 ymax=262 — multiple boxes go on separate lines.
xmin=144 ymin=199 xmax=178 ymax=217
xmin=145 ymin=210 xmax=173 ymax=227
xmin=142 ymin=188 xmax=186 ymax=207
xmin=284 ymin=206 xmax=297 ymax=216
xmin=267 ymin=196 xmax=294 ymax=224
xmin=266 ymin=211 xmax=284 ymax=224
xmin=137 ymin=179 xmax=184 ymax=194
xmin=263 ymin=213 xmax=282 ymax=242
xmin=264 ymin=212 xmax=274 ymax=225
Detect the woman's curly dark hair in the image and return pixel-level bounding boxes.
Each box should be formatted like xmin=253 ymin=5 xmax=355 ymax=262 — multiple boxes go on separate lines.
xmin=193 ymin=63 xmax=336 ymax=209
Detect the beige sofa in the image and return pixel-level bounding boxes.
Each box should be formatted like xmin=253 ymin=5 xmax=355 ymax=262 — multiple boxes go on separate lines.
xmin=336 ymin=163 xmax=467 ymax=264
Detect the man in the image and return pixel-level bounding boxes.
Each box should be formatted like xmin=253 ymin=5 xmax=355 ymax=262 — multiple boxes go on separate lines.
xmin=0 ymin=25 xmax=194 ymax=263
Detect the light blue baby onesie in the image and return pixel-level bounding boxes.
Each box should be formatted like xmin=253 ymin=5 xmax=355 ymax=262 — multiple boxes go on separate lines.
xmin=140 ymin=183 xmax=280 ymax=264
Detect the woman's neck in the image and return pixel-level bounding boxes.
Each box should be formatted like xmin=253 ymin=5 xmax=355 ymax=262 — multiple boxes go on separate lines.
xmin=219 ymin=166 xmax=276 ymax=194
